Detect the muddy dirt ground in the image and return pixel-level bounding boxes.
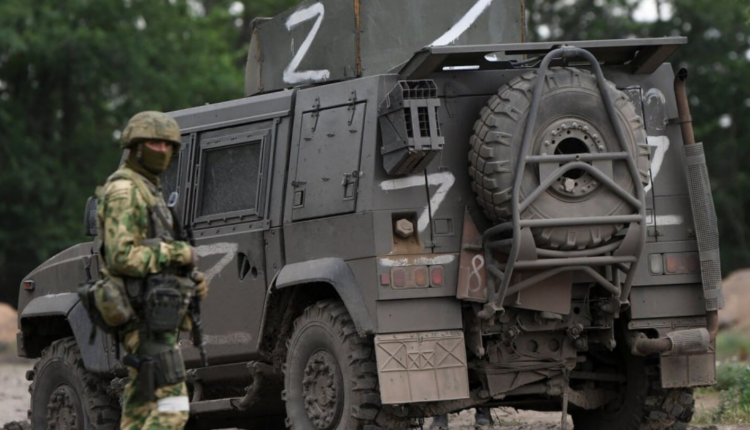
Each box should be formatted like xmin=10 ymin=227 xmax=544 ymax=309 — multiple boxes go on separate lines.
xmin=0 ymin=350 xmax=745 ymax=430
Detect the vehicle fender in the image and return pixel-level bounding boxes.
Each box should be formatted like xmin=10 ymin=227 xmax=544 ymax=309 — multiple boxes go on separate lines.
xmin=275 ymin=258 xmax=375 ymax=334
xmin=20 ymin=293 xmax=80 ymax=320
xmin=20 ymin=293 xmax=111 ymax=373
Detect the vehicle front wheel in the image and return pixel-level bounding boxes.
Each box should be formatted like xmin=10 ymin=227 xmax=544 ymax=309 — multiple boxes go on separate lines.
xmin=29 ymin=337 xmax=120 ymax=430
xmin=283 ymin=300 xmax=411 ymax=430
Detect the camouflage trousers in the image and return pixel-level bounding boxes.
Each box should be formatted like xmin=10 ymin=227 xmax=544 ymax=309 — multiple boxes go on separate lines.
xmin=120 ymin=330 xmax=189 ymax=430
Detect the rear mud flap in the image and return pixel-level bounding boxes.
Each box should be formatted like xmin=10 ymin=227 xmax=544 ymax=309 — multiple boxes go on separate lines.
xmin=375 ymin=331 xmax=470 ymax=404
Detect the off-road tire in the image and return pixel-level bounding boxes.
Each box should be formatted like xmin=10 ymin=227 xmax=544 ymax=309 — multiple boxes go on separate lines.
xmin=643 ymin=386 xmax=695 ymax=430
xmin=572 ymin=357 xmax=695 ymax=430
xmin=282 ymin=300 xmax=411 ymax=430
xmin=29 ymin=337 xmax=120 ymax=430
xmin=469 ymin=67 xmax=649 ymax=250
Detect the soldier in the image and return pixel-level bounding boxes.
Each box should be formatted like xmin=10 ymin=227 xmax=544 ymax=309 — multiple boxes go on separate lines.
xmin=97 ymin=111 xmax=209 ymax=429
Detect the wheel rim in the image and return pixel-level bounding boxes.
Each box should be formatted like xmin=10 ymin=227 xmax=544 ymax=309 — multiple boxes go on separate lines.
xmin=302 ymin=350 xmax=345 ymax=429
xmin=45 ymin=384 xmax=82 ymax=430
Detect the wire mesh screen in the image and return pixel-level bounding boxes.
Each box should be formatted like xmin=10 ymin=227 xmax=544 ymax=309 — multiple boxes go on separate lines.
xmin=199 ymin=142 xmax=261 ymax=217
xmin=685 ymin=143 xmax=724 ymax=311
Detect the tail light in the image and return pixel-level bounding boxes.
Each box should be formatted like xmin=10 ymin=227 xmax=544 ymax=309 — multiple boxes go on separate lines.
xmin=23 ymin=280 xmax=35 ymax=291
xmin=392 ymin=269 xmax=406 ymax=288
xmin=649 ymin=252 xmax=700 ymax=275
xmin=379 ymin=273 xmax=391 ymax=287
xmin=414 ymin=267 xmax=429 ymax=287
xmin=430 ymin=266 xmax=444 ymax=287
xmin=664 ymin=252 xmax=700 ymax=274
xmin=387 ymin=265 xmax=444 ymax=289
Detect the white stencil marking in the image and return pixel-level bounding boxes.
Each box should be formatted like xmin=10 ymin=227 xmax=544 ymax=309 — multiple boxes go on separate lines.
xmin=432 ymin=0 xmax=494 ymax=46
xmin=283 ymin=3 xmax=330 ymax=84
xmin=656 ymin=215 xmax=684 ymax=226
xmin=203 ymin=331 xmax=253 ymax=346
xmin=468 ymin=254 xmax=485 ymax=293
xmin=647 ymin=214 xmax=684 ymax=227
xmin=378 ymin=255 xmax=456 ymax=267
xmin=380 ymin=172 xmax=456 ymax=233
xmin=196 ymin=242 xmax=239 ymax=283
xmin=645 ymin=135 xmax=670 ymax=194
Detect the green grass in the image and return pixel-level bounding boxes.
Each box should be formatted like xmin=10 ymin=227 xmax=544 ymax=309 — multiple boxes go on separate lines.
xmin=692 ymin=331 xmax=750 ymax=424
xmin=714 ymin=362 xmax=748 ymax=391
xmin=693 ymin=366 xmax=750 ymax=424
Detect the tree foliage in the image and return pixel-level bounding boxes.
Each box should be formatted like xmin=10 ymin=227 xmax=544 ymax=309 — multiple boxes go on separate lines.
xmin=0 ymin=0 xmax=296 ymax=305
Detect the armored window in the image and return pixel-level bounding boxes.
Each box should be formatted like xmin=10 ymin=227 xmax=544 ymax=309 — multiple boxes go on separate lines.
xmin=193 ymin=128 xmax=270 ymax=226
xmin=199 ymin=142 xmax=261 ymax=217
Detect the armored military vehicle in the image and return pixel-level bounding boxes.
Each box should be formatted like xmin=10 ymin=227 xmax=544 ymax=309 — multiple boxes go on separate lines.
xmin=15 ymin=1 xmax=722 ymax=429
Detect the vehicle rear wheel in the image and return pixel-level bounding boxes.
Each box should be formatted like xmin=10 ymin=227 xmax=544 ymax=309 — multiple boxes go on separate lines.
xmin=643 ymin=386 xmax=695 ymax=430
xmin=571 ymin=356 xmax=695 ymax=430
xmin=29 ymin=337 xmax=120 ymax=430
xmin=283 ymin=300 xmax=411 ymax=430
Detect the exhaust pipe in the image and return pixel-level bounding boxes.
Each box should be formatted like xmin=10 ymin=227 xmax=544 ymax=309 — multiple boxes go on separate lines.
xmin=673 ymin=68 xmax=723 ymax=343
xmin=674 ymin=68 xmax=696 ymax=146
xmin=631 ymin=328 xmax=711 ymax=356
xmin=630 ymin=70 xmax=722 ymax=357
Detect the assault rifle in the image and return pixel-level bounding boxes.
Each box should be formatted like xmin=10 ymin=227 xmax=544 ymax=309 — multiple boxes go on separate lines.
xmin=168 ymin=191 xmax=209 ymax=368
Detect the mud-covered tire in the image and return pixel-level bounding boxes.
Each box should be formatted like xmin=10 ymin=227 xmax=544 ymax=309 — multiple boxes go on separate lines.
xmin=572 ymin=355 xmax=649 ymax=430
xmin=29 ymin=337 xmax=120 ymax=430
xmin=572 ymin=357 xmax=695 ymax=430
xmin=643 ymin=386 xmax=695 ymax=430
xmin=283 ymin=300 xmax=411 ymax=430
xmin=469 ymin=67 xmax=649 ymax=250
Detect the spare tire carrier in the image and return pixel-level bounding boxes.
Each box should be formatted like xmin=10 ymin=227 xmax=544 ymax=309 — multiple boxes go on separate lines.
xmin=478 ymin=46 xmax=648 ymax=320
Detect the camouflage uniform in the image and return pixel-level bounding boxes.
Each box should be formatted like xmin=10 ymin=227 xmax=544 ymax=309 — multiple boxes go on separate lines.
xmin=97 ymin=111 xmax=197 ymax=430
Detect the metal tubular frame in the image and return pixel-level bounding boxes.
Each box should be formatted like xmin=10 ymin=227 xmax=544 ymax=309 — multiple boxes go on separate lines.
xmin=479 ymin=47 xmax=647 ymax=319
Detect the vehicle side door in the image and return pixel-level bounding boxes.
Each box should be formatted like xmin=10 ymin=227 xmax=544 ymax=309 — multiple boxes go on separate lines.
xmin=181 ymin=121 xmax=277 ymax=365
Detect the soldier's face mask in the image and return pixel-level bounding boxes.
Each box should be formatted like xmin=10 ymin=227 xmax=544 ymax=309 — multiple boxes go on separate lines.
xmin=140 ymin=142 xmax=174 ymax=174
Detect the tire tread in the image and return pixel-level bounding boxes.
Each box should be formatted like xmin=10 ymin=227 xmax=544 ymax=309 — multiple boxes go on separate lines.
xmin=284 ymin=300 xmax=410 ymax=430
xmin=28 ymin=337 xmax=119 ymax=430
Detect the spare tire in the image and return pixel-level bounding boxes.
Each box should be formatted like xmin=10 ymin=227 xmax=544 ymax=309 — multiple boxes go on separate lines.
xmin=469 ymin=67 xmax=649 ymax=250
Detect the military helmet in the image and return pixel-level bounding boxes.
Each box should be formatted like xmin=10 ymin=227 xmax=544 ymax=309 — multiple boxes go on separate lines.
xmin=120 ymin=111 xmax=181 ymax=149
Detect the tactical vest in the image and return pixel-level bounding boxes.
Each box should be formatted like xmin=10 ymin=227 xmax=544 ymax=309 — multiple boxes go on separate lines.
xmin=82 ymin=167 xmax=183 ymax=333
xmin=97 ymin=167 xmax=176 ymax=249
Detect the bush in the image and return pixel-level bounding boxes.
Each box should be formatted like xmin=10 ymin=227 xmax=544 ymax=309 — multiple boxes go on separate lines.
xmin=696 ymin=364 xmax=750 ymax=424
xmin=715 ymin=362 xmax=747 ymax=391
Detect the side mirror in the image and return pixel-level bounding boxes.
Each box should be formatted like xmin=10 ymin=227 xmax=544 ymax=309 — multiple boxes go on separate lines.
xmin=84 ymin=196 xmax=98 ymax=237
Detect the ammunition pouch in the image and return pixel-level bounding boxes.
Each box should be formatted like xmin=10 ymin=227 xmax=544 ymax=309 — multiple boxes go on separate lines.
xmin=154 ymin=348 xmax=187 ymax=387
xmin=144 ymin=274 xmax=184 ymax=333
xmin=77 ymin=276 xmax=135 ymax=334
xmin=124 ymin=348 xmax=186 ymax=401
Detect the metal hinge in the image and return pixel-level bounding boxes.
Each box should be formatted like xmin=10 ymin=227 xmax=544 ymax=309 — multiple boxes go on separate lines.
xmin=311 ymin=97 xmax=321 ymax=132
xmin=347 ymin=91 xmax=358 ymax=125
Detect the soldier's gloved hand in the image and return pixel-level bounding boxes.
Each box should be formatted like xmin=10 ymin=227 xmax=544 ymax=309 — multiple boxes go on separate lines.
xmin=190 ymin=270 xmax=209 ymax=300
